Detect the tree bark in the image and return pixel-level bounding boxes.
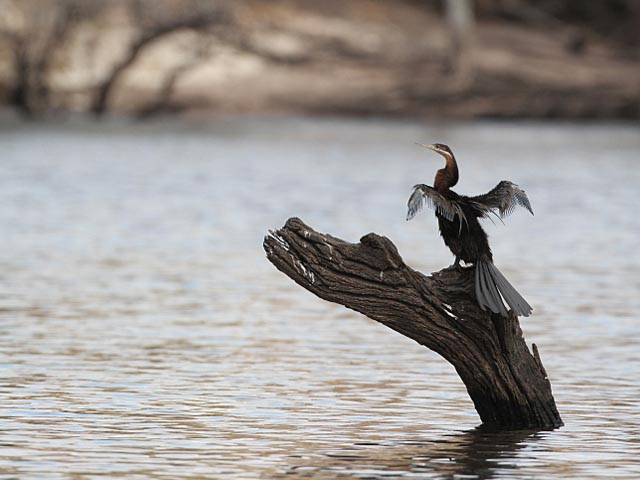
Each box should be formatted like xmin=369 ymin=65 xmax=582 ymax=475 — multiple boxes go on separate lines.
xmin=263 ymin=217 xmax=563 ymax=430
xmin=444 ymin=0 xmax=474 ymax=81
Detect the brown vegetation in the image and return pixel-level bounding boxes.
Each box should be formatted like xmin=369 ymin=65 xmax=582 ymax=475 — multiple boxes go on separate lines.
xmin=0 ymin=0 xmax=638 ymax=118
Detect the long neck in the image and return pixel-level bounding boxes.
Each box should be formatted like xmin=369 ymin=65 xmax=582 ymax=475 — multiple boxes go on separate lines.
xmin=433 ymin=152 xmax=459 ymax=192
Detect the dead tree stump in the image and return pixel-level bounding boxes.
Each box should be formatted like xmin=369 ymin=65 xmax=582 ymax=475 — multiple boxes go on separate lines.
xmin=263 ymin=217 xmax=563 ymax=430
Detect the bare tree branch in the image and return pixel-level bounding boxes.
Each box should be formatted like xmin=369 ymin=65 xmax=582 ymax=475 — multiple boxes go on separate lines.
xmin=1 ymin=0 xmax=104 ymax=115
xmin=91 ymin=4 xmax=224 ymax=115
xmin=264 ymin=217 xmax=563 ymax=430
xmin=138 ymin=36 xmax=214 ymax=117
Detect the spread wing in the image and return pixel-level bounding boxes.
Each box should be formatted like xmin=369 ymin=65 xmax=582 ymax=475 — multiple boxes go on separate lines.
xmin=470 ymin=181 xmax=533 ymax=219
xmin=406 ymin=184 xmax=467 ymax=223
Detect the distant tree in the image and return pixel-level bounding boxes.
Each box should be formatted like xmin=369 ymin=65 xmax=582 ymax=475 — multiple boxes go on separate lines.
xmin=91 ymin=0 xmax=225 ymax=115
xmin=444 ymin=0 xmax=474 ymax=79
xmin=0 ymin=0 xmax=103 ymax=116
xmin=138 ymin=36 xmax=214 ymax=117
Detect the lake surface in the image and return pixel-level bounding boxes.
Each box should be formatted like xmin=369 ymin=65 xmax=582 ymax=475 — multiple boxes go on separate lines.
xmin=1 ymin=117 xmax=639 ymax=479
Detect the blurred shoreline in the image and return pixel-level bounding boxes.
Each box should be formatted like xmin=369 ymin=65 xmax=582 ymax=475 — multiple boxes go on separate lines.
xmin=2 ymin=109 xmax=638 ymax=134
xmin=1 ymin=0 xmax=638 ymax=120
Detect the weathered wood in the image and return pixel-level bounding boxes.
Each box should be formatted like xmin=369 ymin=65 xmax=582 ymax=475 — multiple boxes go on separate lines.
xmin=263 ymin=217 xmax=563 ymax=430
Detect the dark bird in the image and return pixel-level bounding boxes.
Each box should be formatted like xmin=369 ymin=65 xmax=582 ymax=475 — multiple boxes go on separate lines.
xmin=407 ymin=143 xmax=534 ymax=317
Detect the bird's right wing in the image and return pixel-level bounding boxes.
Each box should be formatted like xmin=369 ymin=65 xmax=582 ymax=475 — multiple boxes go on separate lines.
xmin=406 ymin=184 xmax=467 ymax=223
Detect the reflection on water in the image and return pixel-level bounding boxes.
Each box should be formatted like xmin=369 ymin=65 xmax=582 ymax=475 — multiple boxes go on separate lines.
xmin=275 ymin=427 xmax=542 ymax=479
xmin=1 ymin=117 xmax=639 ymax=478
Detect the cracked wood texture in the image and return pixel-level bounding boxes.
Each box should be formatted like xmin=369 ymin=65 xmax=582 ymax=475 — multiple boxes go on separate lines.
xmin=263 ymin=217 xmax=563 ymax=430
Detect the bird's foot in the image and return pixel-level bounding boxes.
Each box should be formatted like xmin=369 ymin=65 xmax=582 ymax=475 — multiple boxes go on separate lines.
xmin=447 ymin=257 xmax=463 ymax=271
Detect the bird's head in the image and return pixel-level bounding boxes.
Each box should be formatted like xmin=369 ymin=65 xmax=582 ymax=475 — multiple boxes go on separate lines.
xmin=416 ymin=143 xmax=454 ymax=161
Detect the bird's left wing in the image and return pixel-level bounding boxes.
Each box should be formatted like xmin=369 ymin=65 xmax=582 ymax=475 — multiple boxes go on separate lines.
xmin=406 ymin=184 xmax=466 ymax=223
xmin=470 ymin=181 xmax=533 ymax=219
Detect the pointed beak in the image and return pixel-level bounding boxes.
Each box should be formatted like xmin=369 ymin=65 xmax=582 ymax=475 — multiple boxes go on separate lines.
xmin=415 ymin=143 xmax=438 ymax=152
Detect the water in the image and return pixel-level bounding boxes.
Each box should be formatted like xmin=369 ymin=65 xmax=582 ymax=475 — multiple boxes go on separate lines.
xmin=1 ymin=117 xmax=639 ymax=479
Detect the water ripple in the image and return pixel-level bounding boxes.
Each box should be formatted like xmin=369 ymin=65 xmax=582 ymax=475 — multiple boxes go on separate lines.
xmin=0 ymin=119 xmax=639 ymax=478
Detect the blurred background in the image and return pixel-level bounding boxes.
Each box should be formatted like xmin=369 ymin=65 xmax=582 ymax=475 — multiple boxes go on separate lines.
xmin=0 ymin=0 xmax=638 ymax=119
xmin=2 ymin=1 xmax=640 ymax=479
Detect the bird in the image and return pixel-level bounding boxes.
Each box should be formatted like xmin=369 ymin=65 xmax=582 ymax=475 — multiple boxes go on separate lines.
xmin=406 ymin=143 xmax=534 ymax=317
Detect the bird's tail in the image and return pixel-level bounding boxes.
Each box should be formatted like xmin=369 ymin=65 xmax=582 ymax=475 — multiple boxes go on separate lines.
xmin=474 ymin=259 xmax=532 ymax=317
